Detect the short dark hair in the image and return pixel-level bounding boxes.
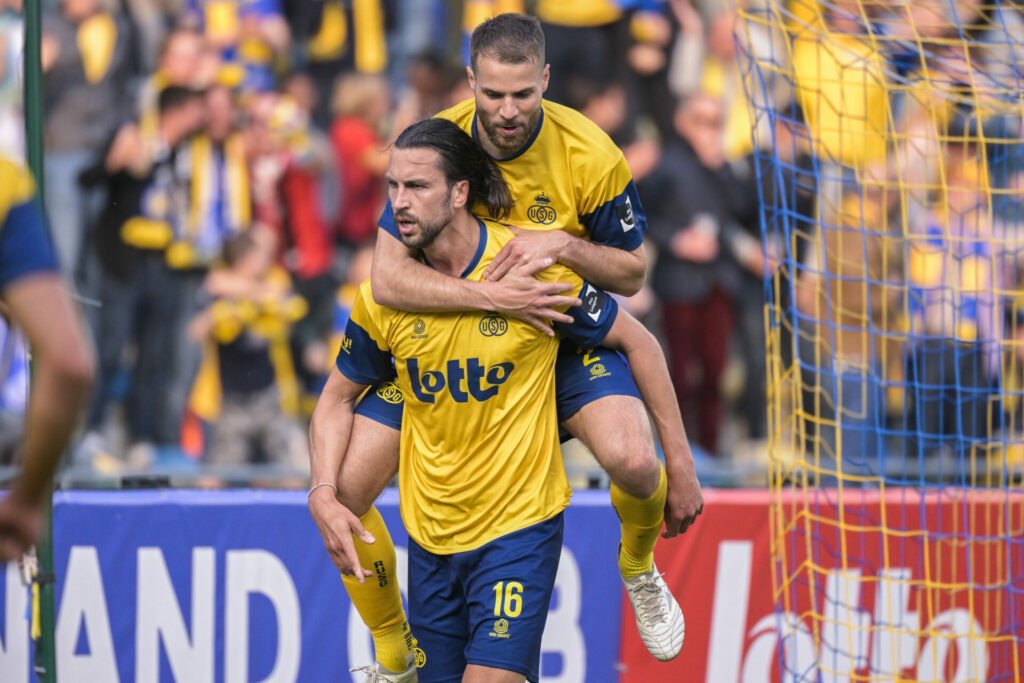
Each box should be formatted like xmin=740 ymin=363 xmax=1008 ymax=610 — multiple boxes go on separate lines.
xmin=158 ymin=85 xmax=203 ymax=115
xmin=393 ymin=118 xmax=513 ymax=221
xmin=469 ymin=13 xmax=545 ymax=71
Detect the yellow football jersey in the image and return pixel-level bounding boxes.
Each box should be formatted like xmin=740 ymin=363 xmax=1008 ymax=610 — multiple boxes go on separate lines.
xmin=379 ymin=98 xmax=645 ymax=251
xmin=336 ymin=219 xmax=618 ymax=554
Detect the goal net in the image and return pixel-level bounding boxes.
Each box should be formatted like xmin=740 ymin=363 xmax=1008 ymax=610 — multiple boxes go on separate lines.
xmin=736 ymin=0 xmax=1024 ymax=679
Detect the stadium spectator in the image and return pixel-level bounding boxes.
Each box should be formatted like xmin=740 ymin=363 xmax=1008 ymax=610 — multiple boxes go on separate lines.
xmin=276 ymin=74 xmax=335 ymax=284
xmin=329 ymin=71 xmax=390 ymax=248
xmin=136 ymin=26 xmax=208 ymax=132
xmin=160 ymin=83 xmax=253 ymax=461
xmin=82 ymin=86 xmax=206 ymax=466
xmin=566 ymin=77 xmax=660 ymax=184
xmin=274 ymin=76 xmax=338 ymax=398
xmin=42 ymin=0 xmax=133 ymax=287
xmin=0 ymin=156 xmax=94 ymax=562
xmin=534 ymin=0 xmax=630 ymax=106
xmin=294 ymin=0 xmax=389 ymax=129
xmin=392 ymin=50 xmax=452 ymax=126
xmin=185 ymin=0 xmax=291 ymax=93
xmin=121 ymin=0 xmax=185 ymax=72
xmin=644 ymin=93 xmax=751 ymax=455
xmin=794 ymin=164 xmax=904 ymax=476
xmin=904 ymin=143 xmax=1006 ymax=456
xmin=622 ymin=6 xmax=676 ymax=141
xmin=669 ymin=0 xmax=790 ymax=163
xmin=188 ymin=228 xmax=307 ymax=478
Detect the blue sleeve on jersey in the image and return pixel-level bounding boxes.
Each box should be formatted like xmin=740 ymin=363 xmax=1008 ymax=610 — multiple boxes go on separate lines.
xmin=579 ymin=180 xmax=647 ymax=251
xmin=0 ymin=201 xmax=59 ymax=290
xmin=378 ymin=200 xmax=401 ymax=240
xmin=335 ymin=320 xmax=394 ymax=386
xmin=554 ymin=282 xmax=619 ymax=350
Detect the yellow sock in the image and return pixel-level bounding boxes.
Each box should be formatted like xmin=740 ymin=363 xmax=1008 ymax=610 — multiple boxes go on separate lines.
xmin=340 ymin=506 xmax=412 ymax=671
xmin=611 ymin=464 xmax=667 ymax=579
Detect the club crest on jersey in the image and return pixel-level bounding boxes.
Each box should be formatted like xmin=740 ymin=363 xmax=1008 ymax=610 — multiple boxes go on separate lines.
xmin=479 ymin=313 xmax=508 ymax=337
xmin=411 ymin=318 xmax=428 ymax=339
xmin=375 ymin=381 xmax=403 ymax=404
xmin=407 ymin=357 xmax=514 ymax=403
xmin=617 ymin=195 xmax=635 ymax=232
xmin=527 ymin=193 xmax=556 ymax=225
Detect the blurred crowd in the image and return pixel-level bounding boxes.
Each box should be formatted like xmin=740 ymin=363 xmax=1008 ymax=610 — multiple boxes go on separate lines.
xmin=0 ymin=0 xmax=1019 ymax=486
xmin=753 ymin=0 xmax=1024 ymax=479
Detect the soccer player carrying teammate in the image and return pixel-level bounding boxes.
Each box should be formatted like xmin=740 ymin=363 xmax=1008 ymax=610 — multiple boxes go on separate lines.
xmin=313 ymin=12 xmax=703 ymax=675
xmin=0 ymin=156 xmax=94 ymax=561
xmin=311 ymin=117 xmax=693 ymax=681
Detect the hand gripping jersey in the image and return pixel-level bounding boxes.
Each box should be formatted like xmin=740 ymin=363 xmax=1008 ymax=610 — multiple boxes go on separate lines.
xmin=380 ymin=98 xmax=646 ymax=251
xmin=0 ymin=157 xmax=59 ymax=288
xmin=336 ymin=219 xmax=618 ymax=554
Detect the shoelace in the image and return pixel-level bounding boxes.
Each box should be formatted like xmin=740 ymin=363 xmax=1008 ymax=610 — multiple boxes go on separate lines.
xmin=632 ymin=574 xmax=670 ymax=628
xmin=350 ymin=664 xmax=389 ymax=682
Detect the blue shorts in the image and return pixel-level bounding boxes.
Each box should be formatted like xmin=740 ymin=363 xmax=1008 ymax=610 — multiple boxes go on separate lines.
xmin=353 ymin=339 xmax=641 ymax=427
xmin=407 ymin=514 xmax=564 ymax=682
xmin=353 ymin=379 xmax=404 ymax=429
xmin=552 ymin=341 xmax=641 ymax=422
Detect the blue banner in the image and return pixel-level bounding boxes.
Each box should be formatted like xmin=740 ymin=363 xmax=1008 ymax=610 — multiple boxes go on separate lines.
xmin=0 ymin=489 xmax=624 ymax=682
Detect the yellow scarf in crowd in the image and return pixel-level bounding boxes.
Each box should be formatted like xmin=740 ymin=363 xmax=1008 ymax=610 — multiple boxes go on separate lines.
xmin=166 ymin=132 xmax=251 ymax=269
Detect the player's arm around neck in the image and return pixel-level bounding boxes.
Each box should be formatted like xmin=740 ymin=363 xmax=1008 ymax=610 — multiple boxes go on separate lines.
xmin=600 ymin=310 xmax=704 ymax=537
xmin=483 ymin=228 xmax=648 ymax=297
xmin=371 ymin=227 xmax=579 ymax=335
xmin=371 ymin=226 xmax=495 ymax=311
xmin=308 ymin=368 xmax=376 ymax=582
xmin=560 ymin=238 xmax=647 ymax=296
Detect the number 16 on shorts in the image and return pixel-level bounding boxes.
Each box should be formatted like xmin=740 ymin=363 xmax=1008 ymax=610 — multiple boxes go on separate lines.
xmin=490 ymin=581 xmax=523 ymax=637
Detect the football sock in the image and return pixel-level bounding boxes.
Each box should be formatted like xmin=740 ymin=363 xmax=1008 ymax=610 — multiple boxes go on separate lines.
xmin=340 ymin=506 xmax=412 ymax=671
xmin=611 ymin=463 xmax=667 ymax=579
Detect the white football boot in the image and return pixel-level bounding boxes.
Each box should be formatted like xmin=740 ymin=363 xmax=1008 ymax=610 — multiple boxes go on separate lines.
xmin=351 ymin=653 xmax=417 ymax=682
xmin=622 ymin=563 xmax=685 ymax=661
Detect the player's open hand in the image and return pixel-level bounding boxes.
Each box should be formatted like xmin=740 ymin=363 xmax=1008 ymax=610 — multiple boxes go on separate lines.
xmin=484 ymin=257 xmax=581 ymax=336
xmin=308 ymin=490 xmax=375 ymax=582
xmin=662 ymin=467 xmax=704 ymax=539
xmin=0 ymin=494 xmax=42 ymax=563
xmin=483 ymin=227 xmax=571 ymax=282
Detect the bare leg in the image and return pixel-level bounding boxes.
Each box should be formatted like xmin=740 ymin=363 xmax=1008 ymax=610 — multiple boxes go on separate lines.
xmin=562 ymin=394 xmax=683 ymax=661
xmin=561 ymin=394 xmax=661 ymax=498
xmin=463 ymin=664 xmax=526 ymax=683
xmin=335 ymin=414 xmax=401 ymax=515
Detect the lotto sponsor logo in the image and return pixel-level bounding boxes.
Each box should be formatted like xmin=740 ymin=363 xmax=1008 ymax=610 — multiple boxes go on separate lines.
xmin=406 ymin=357 xmax=514 ymax=404
xmin=619 ymin=491 xmax=1022 ymax=682
xmin=707 ymin=542 xmax=989 ymax=683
